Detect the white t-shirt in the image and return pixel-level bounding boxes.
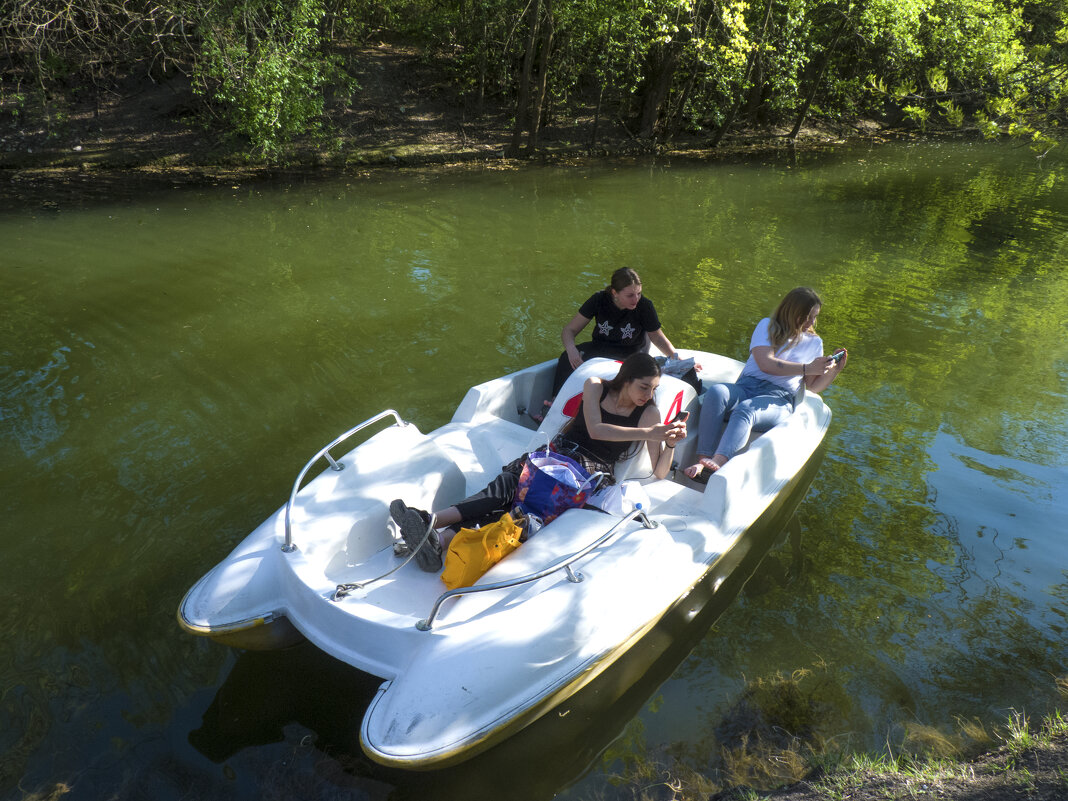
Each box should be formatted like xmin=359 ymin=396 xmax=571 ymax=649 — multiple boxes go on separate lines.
xmin=740 ymin=317 xmax=824 ymax=393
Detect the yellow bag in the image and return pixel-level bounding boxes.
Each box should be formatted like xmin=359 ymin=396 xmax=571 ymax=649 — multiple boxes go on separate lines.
xmin=441 ymin=512 xmax=522 ymax=590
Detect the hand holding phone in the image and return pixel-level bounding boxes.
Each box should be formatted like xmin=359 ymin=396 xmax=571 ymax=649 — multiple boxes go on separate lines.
xmin=829 ymin=349 xmax=847 ymax=364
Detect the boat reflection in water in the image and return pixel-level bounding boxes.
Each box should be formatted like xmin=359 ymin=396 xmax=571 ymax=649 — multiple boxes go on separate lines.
xmin=188 ymin=443 xmax=822 ymax=800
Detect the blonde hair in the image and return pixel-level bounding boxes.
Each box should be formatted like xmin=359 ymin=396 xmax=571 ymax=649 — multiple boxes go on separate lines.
xmin=767 ymin=287 xmax=821 ymax=351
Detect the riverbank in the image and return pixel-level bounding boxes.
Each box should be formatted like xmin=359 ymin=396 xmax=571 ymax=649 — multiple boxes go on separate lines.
xmin=0 ymin=38 xmax=911 ymax=214
xmin=764 ymin=727 xmax=1068 ymax=801
xmin=616 ymin=712 xmax=1068 ymax=801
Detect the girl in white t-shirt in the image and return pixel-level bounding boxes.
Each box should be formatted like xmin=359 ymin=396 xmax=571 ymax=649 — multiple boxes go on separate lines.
xmin=684 ymin=287 xmax=848 ymax=482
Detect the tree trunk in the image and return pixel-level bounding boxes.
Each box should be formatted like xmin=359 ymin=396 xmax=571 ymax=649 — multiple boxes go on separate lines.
xmin=710 ymin=0 xmax=774 ymax=147
xmin=589 ymin=16 xmax=614 ymax=152
xmin=789 ymin=15 xmax=848 ymax=140
xmin=509 ymin=0 xmax=542 ymax=156
xmin=639 ymin=44 xmax=680 ymax=139
xmin=528 ymin=0 xmax=554 ymax=150
xmin=745 ymin=56 xmax=764 ymax=124
xmin=667 ymin=69 xmax=697 ymax=138
xmin=476 ymin=19 xmax=487 ymax=113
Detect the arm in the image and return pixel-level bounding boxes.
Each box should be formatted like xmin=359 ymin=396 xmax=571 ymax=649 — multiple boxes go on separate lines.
xmin=650 ymin=330 xmax=703 ymax=370
xmin=646 ymin=328 xmax=677 ymax=359
xmin=561 ymin=313 xmax=592 ymax=370
xmin=805 ymin=348 xmax=848 ymax=392
xmin=751 ymin=344 xmax=848 ymax=392
xmin=640 ymin=406 xmax=686 ymax=479
xmin=580 ymin=379 xmax=679 ymax=443
xmin=751 ymin=345 xmax=833 ymax=383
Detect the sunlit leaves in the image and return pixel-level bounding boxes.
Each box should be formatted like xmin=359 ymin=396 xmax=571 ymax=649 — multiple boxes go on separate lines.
xmin=719 ymin=0 xmax=753 ymax=70
xmin=927 ymin=67 xmax=949 ymax=93
xmin=938 ymin=99 xmax=964 ymax=126
xmin=894 ymin=80 xmax=919 ymax=100
xmin=192 ymin=0 xmax=351 ymax=154
xmin=903 ymin=103 xmax=931 ymax=129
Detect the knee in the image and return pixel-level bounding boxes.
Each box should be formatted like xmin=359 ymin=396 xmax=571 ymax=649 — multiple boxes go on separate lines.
xmin=702 ymin=385 xmax=731 ymax=415
xmin=731 ymin=403 xmax=759 ymax=426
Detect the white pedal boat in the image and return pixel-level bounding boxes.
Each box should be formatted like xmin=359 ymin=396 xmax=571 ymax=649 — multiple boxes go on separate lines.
xmin=178 ymin=351 xmax=832 ymax=769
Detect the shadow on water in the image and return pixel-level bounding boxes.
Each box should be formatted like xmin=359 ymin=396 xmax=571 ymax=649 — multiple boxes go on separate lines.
xmin=188 ymin=445 xmax=823 ymax=800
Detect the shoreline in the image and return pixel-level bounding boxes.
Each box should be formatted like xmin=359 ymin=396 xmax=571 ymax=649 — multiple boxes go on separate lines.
xmin=0 ymin=125 xmax=919 ymax=215
xmin=0 ymin=36 xmax=913 ymax=213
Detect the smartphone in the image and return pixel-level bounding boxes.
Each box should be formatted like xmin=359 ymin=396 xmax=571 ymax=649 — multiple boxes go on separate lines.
xmin=829 ymin=350 xmax=846 ymax=364
xmin=672 ymin=410 xmax=690 ymax=424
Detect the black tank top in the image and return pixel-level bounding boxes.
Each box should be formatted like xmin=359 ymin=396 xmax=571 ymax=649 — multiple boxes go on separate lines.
xmin=562 ymin=384 xmax=647 ymax=465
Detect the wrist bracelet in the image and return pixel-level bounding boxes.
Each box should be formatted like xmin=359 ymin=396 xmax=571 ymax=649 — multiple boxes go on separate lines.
xmin=802 ymin=363 xmax=806 ymax=376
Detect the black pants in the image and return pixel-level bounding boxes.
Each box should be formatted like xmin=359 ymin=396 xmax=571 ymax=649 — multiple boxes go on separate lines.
xmin=452 ymin=440 xmax=613 ymax=529
xmin=452 ymin=457 xmax=526 ymax=529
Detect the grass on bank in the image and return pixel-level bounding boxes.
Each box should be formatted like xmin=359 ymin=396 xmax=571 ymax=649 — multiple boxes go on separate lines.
xmin=805 ymin=709 xmax=1068 ymax=801
xmin=599 ymin=670 xmax=1068 ymax=801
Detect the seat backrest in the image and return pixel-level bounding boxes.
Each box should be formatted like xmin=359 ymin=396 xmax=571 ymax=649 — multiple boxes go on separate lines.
xmin=531 ymin=358 xmax=620 ymax=446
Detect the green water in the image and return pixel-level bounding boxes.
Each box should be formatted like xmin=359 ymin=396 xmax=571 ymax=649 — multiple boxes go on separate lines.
xmin=2 ymin=141 xmax=1066 ymax=800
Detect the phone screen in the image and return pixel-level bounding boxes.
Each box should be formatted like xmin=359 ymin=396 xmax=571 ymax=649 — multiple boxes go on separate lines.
xmin=673 ymin=411 xmax=689 ymax=423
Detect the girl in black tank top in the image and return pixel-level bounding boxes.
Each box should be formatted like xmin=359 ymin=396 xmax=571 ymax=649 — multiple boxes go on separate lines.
xmin=390 ymin=353 xmax=688 ymax=563
xmin=553 ymin=384 xmax=646 ymax=472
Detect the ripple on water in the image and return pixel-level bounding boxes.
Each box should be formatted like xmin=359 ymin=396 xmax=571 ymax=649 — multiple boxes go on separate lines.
xmin=925 ymin=427 xmax=1068 ymax=605
xmin=0 ymin=336 xmax=94 ymax=463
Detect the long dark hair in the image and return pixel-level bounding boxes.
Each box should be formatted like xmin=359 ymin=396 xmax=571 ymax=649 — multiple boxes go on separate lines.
xmin=559 ymin=351 xmax=660 ymax=461
xmin=604 ymin=351 xmax=660 ymax=395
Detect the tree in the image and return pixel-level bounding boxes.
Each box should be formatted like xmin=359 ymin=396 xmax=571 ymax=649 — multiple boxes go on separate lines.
xmin=193 ymin=0 xmax=350 ymax=154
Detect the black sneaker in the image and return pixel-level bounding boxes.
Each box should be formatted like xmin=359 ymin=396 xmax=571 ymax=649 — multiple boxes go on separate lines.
xmin=390 ymin=499 xmax=442 ymax=572
xmin=389 ymin=499 xmax=412 ymax=555
xmin=389 ymin=499 xmax=410 ymax=530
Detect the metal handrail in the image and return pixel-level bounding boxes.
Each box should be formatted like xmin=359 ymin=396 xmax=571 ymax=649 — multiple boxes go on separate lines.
xmin=415 ymin=507 xmax=659 ymax=631
xmin=282 ymin=409 xmax=406 ymax=552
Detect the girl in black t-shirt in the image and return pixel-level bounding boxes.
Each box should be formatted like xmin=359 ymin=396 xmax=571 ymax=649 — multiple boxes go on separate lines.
xmin=552 ymin=268 xmax=680 ymax=396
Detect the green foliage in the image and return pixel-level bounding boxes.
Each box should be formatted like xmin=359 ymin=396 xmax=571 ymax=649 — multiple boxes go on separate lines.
xmin=4 ymin=0 xmax=1067 ymax=154
xmin=939 ymin=99 xmax=965 ymax=126
xmin=193 ymin=0 xmax=351 ymax=154
xmin=854 ymin=0 xmax=1066 ymax=148
xmin=903 ymin=103 xmax=931 ymax=130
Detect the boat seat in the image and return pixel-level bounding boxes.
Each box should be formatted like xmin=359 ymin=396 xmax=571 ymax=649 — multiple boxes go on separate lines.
xmin=297 ymin=425 xmax=469 ymax=576
xmin=431 ymin=418 xmax=532 ymax=496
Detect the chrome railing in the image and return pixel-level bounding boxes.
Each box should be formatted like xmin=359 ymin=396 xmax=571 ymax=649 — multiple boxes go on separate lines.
xmin=415 ymin=507 xmax=659 ymax=631
xmin=282 ymin=409 xmax=405 ymax=552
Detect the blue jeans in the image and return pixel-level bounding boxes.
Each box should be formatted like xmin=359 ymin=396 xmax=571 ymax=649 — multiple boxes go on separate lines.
xmin=695 ymin=376 xmax=796 ymax=461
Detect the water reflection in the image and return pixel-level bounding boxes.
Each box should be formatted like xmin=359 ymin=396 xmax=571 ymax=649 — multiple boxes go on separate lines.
xmin=2 ymin=141 xmax=1067 ymax=800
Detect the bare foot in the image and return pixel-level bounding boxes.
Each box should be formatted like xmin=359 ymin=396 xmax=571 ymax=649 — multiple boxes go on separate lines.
xmin=531 ymin=397 xmax=556 ymax=423
xmin=683 ymin=456 xmax=726 ymax=483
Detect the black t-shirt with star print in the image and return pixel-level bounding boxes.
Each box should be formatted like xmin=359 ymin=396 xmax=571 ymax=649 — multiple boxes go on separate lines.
xmin=578 ymin=291 xmax=662 ymax=349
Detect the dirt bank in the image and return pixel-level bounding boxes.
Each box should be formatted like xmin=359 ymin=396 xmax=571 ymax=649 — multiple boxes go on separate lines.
xmin=0 ymin=39 xmax=908 ymax=214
